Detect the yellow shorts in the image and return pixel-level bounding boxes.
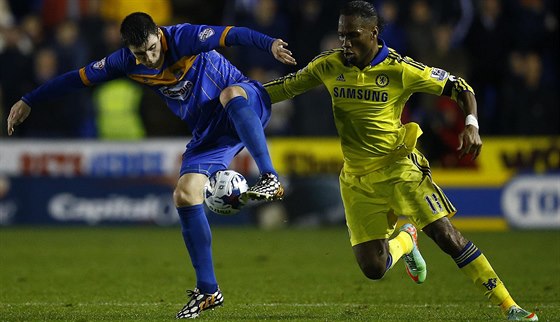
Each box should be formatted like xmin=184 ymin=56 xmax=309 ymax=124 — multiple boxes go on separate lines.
xmin=340 ymin=149 xmax=456 ymax=246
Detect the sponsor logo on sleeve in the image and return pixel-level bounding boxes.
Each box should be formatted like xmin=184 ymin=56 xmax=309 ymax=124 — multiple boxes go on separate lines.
xmin=198 ymin=28 xmax=215 ymax=42
xmin=430 ymin=68 xmax=449 ymax=81
xmin=93 ymin=57 xmax=106 ymax=70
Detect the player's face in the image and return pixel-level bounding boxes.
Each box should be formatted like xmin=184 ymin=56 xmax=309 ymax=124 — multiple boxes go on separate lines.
xmin=338 ymin=15 xmax=378 ymax=68
xmin=129 ymin=32 xmax=163 ymax=69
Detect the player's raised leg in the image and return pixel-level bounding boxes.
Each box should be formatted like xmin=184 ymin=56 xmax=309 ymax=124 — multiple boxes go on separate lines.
xmin=219 ymin=85 xmax=284 ymax=201
xmin=423 ymin=218 xmax=538 ymax=321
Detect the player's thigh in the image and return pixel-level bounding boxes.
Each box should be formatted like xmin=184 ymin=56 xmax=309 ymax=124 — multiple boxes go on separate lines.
xmin=340 ymin=171 xmax=399 ymax=246
xmin=181 ymin=137 xmax=244 ymax=176
xmin=391 ymin=151 xmax=457 ymax=229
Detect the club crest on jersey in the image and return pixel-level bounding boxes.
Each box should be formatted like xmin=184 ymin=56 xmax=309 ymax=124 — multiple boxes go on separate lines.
xmin=376 ymin=74 xmax=389 ymax=87
xmin=198 ymin=28 xmax=215 ymax=42
xmin=159 ymin=79 xmax=194 ymax=100
xmin=430 ymin=68 xmax=449 ymax=81
xmin=93 ymin=57 xmax=106 ymax=70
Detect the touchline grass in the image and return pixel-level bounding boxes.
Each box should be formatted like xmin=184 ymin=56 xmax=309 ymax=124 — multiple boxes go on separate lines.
xmin=0 ymin=227 xmax=558 ymax=321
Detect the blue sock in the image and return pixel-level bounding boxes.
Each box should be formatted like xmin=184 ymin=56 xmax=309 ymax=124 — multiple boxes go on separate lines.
xmin=177 ymin=205 xmax=218 ymax=294
xmin=385 ymin=254 xmax=393 ymax=270
xmin=225 ymin=96 xmax=277 ymax=176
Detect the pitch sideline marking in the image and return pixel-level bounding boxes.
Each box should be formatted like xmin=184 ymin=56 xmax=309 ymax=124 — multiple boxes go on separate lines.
xmin=2 ymin=302 xmax=552 ymax=308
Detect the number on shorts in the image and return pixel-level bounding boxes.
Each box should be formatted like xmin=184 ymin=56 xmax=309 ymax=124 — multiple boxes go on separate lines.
xmin=425 ymin=193 xmax=443 ymax=214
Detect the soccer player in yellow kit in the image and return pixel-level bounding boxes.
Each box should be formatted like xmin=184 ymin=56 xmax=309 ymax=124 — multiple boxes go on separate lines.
xmin=264 ymin=1 xmax=537 ymax=321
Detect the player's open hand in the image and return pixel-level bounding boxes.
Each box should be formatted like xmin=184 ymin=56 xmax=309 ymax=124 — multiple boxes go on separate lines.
xmin=7 ymin=100 xmax=31 ymax=136
xmin=272 ymin=39 xmax=296 ymax=66
xmin=457 ymin=125 xmax=482 ymax=160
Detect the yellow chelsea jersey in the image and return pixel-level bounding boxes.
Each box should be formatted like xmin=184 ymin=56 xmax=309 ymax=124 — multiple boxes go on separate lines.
xmin=264 ymin=39 xmax=474 ymax=175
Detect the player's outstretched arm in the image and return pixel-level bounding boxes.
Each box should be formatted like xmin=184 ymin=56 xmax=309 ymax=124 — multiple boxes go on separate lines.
xmin=7 ymin=100 xmax=31 ymax=136
xmin=5 ymin=68 xmax=92 ymax=136
xmin=223 ymin=27 xmax=296 ymax=65
xmin=271 ymin=39 xmax=296 ymax=66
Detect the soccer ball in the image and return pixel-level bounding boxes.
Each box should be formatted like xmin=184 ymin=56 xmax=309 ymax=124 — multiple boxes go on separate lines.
xmin=204 ymin=170 xmax=249 ymax=215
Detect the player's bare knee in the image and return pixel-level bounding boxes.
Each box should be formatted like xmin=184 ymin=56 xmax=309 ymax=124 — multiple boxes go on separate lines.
xmin=173 ymin=177 xmax=205 ymax=207
xmin=356 ymin=255 xmax=387 ymax=280
xmin=173 ymin=186 xmax=203 ymax=207
xmin=174 ymin=174 xmax=207 ymax=207
xmin=353 ymin=240 xmax=389 ymax=280
xmin=219 ymin=86 xmax=247 ymax=107
xmin=359 ymin=262 xmax=387 ymax=280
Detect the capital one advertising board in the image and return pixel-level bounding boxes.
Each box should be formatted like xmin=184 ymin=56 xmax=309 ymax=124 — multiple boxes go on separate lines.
xmin=1 ymin=138 xmax=559 ymax=228
xmin=0 ymin=140 xmax=255 ymax=226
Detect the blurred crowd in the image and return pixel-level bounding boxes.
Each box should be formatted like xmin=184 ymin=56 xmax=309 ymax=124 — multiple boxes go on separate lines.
xmin=0 ymin=0 xmax=558 ymax=166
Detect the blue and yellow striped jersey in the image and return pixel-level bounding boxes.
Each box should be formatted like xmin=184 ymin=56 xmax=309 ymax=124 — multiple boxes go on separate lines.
xmin=264 ymin=39 xmax=474 ymax=175
xmin=78 ymin=24 xmax=264 ymax=132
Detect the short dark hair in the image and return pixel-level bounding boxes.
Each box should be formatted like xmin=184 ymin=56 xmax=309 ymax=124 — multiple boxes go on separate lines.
xmin=340 ymin=1 xmax=381 ymax=29
xmin=120 ymin=12 xmax=159 ymax=47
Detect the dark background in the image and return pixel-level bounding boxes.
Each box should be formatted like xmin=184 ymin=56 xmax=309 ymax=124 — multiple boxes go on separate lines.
xmin=1 ymin=0 xmax=558 ymax=166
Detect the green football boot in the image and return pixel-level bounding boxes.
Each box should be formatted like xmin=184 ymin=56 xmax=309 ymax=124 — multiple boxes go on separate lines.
xmin=399 ymin=223 xmax=427 ymax=284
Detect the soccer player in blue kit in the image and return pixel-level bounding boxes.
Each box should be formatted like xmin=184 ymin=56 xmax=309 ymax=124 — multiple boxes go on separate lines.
xmin=6 ymin=12 xmax=295 ymax=319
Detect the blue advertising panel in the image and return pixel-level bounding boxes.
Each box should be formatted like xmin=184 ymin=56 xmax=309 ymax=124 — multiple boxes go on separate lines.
xmin=0 ymin=177 xmax=251 ymax=226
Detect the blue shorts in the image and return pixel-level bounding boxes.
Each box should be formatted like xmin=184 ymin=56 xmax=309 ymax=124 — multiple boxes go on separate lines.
xmin=180 ymin=80 xmax=271 ymax=177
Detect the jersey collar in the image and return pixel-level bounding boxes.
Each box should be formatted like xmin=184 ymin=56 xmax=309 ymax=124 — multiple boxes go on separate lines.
xmin=160 ymin=28 xmax=168 ymax=52
xmin=370 ymin=38 xmax=389 ymax=67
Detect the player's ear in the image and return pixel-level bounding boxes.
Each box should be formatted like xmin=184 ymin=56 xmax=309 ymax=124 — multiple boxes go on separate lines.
xmin=372 ymin=26 xmax=379 ymax=39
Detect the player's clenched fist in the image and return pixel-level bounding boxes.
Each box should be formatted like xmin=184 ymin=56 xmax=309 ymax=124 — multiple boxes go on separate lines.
xmin=457 ymin=125 xmax=482 ymax=160
xmin=7 ymin=100 xmax=31 ymax=136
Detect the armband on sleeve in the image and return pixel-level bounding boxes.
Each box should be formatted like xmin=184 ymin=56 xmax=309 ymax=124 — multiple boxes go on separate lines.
xmin=441 ymin=75 xmax=474 ymax=101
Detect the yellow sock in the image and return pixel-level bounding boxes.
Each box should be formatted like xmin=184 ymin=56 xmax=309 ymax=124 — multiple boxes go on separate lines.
xmin=387 ymin=231 xmax=414 ymax=269
xmin=455 ymin=242 xmax=517 ymax=312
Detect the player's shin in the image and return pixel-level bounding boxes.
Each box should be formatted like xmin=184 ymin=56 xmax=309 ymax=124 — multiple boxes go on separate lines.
xmin=387 ymin=231 xmax=414 ymax=269
xmin=454 ymin=241 xmax=516 ymax=311
xmin=177 ymin=205 xmax=218 ymax=294
xmin=225 ymin=96 xmax=276 ymax=175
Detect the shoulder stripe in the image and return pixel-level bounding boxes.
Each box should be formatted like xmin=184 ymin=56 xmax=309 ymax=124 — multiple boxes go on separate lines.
xmin=263 ymin=72 xmax=297 ymax=87
xmin=310 ymin=48 xmax=342 ymax=63
xmin=456 ymin=78 xmax=468 ymax=92
xmin=403 ymin=57 xmax=425 ymax=71
xmin=387 ymin=49 xmax=403 ymax=61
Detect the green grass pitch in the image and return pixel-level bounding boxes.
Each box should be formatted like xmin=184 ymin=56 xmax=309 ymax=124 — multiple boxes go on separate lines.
xmin=1 ymin=227 xmax=558 ymax=321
